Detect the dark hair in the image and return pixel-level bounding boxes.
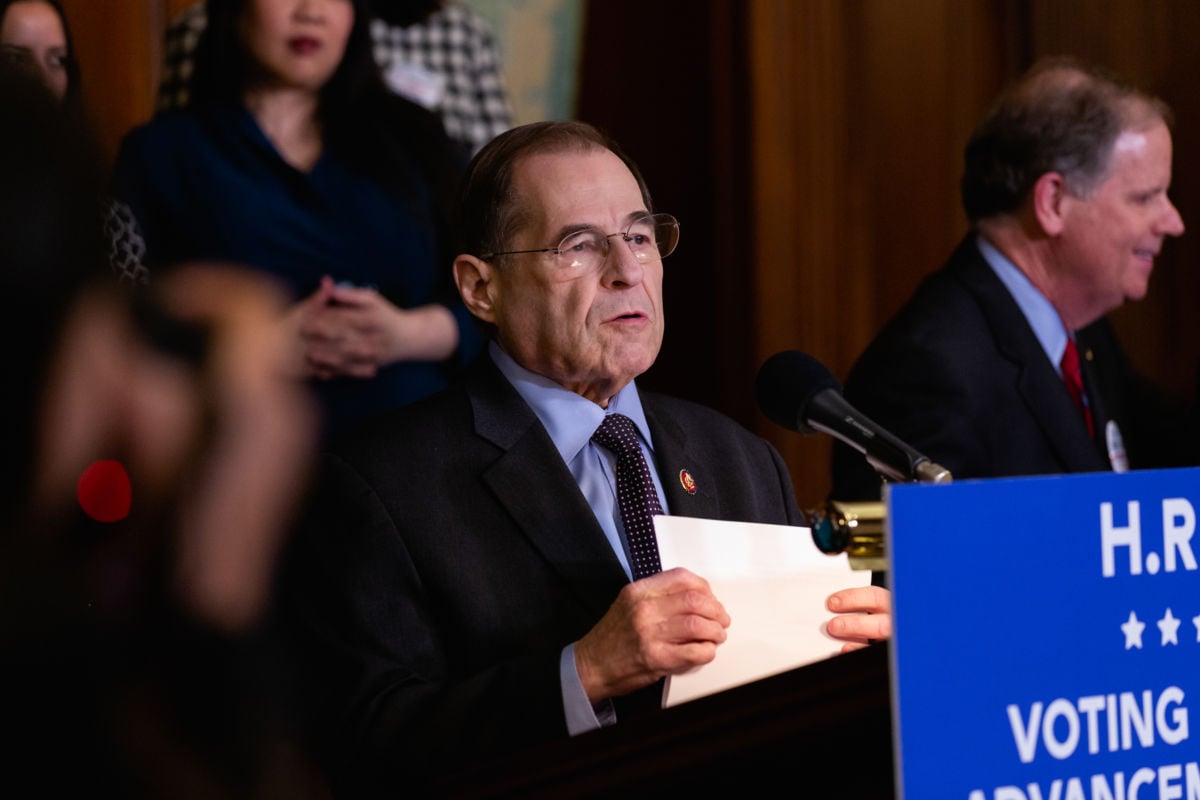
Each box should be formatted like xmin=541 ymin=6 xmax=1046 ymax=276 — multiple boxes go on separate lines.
xmin=192 ymin=0 xmax=379 ymax=109
xmin=191 ymin=0 xmax=459 ymax=199
xmin=961 ymin=56 xmax=1172 ymax=223
xmin=0 ymin=67 xmax=106 ymax=524
xmin=0 ymin=0 xmax=85 ymax=121
xmin=456 ymin=120 xmax=655 ymax=259
xmin=369 ymin=0 xmax=442 ymax=28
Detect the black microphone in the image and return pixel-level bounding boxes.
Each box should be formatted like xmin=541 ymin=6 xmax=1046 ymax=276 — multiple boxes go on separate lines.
xmin=755 ymin=350 xmax=951 ymax=484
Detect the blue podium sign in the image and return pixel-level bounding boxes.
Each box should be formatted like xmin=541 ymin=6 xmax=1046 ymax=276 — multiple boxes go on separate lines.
xmin=888 ymin=467 xmax=1200 ymax=800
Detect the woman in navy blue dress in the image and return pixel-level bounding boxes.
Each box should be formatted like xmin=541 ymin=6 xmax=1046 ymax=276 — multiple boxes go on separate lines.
xmin=114 ymin=0 xmax=482 ymax=440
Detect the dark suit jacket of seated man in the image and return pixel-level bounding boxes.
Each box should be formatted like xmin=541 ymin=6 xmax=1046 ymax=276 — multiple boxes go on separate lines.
xmin=831 ymin=56 xmax=1197 ymax=508
xmin=282 ymin=120 xmax=891 ymax=796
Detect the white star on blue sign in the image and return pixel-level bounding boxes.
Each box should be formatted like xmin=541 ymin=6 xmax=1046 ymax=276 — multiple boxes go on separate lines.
xmin=1121 ymin=611 xmax=1145 ymax=650
xmin=1157 ymin=608 xmax=1181 ymax=646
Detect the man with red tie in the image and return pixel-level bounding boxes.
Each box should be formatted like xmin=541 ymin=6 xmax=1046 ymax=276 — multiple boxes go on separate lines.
xmin=832 ymin=56 xmax=1197 ymax=504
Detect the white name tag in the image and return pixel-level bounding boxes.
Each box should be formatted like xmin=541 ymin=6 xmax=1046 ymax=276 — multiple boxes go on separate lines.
xmin=1106 ymin=419 xmax=1129 ymax=473
xmin=385 ymin=62 xmax=446 ymax=109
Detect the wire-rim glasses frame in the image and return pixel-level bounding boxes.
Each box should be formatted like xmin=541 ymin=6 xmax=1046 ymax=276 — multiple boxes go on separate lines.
xmin=479 ymin=213 xmax=680 ymax=272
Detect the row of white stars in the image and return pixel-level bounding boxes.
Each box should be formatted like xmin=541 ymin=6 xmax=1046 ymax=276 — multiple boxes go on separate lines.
xmin=1120 ymin=609 xmax=1199 ymax=649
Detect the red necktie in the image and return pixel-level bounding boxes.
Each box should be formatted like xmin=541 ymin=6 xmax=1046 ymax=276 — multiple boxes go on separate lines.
xmin=1061 ymin=338 xmax=1094 ymax=438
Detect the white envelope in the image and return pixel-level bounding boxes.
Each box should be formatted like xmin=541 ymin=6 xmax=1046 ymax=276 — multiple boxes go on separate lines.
xmin=653 ymin=515 xmax=872 ymax=707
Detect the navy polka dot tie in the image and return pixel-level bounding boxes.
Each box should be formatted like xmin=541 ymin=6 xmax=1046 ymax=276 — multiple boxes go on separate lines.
xmin=592 ymin=413 xmax=664 ymax=580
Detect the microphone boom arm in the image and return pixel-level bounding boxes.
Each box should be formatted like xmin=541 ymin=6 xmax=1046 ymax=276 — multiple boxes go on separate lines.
xmin=806 ymin=405 xmax=952 ymax=485
xmin=753 ymin=349 xmax=953 ymax=567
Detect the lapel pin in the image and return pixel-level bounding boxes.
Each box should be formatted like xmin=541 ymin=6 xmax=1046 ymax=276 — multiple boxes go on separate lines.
xmin=678 ymin=469 xmax=697 ymax=495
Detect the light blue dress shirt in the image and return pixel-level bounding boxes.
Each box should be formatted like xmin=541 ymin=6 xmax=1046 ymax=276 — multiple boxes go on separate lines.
xmin=489 ymin=342 xmax=671 ymax=734
xmin=975 ymin=234 xmax=1071 ymax=375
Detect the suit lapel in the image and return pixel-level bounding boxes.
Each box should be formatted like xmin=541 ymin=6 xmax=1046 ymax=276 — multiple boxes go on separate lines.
xmin=954 ymin=242 xmax=1108 ymax=472
xmin=466 ymin=358 xmax=629 ymax=618
xmin=642 ymin=396 xmax=722 ymax=521
xmin=1075 ymin=322 xmax=1122 ymax=467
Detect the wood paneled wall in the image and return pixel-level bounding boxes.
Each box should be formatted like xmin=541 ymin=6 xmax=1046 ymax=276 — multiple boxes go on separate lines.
xmin=59 ymin=0 xmax=161 ymax=166
xmin=56 ymin=0 xmax=1200 ymax=514
xmin=743 ymin=0 xmax=1200 ymax=510
xmin=744 ymin=0 xmax=1023 ymax=509
xmin=58 ymin=0 xmax=193 ymax=164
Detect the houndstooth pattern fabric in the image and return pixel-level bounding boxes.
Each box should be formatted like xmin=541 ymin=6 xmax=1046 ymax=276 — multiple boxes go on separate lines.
xmin=104 ymin=200 xmax=150 ymax=286
xmin=155 ymin=2 xmax=205 ymax=114
xmin=369 ymin=4 xmax=512 ymax=155
xmin=156 ymin=2 xmax=513 ymax=156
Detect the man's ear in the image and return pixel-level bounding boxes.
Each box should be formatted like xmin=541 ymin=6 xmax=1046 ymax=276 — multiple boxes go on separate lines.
xmin=453 ymin=254 xmax=497 ymax=324
xmin=1031 ymin=171 xmax=1070 ymax=236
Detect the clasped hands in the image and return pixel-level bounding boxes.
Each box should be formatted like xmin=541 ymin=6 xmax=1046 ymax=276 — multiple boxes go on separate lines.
xmin=574 ymin=567 xmax=891 ymax=703
xmin=284 ymin=276 xmax=457 ymax=380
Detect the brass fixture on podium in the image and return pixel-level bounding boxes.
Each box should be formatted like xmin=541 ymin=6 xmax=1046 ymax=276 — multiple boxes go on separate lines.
xmin=810 ymin=465 xmax=953 ymax=572
xmin=809 ymin=500 xmax=887 ymax=571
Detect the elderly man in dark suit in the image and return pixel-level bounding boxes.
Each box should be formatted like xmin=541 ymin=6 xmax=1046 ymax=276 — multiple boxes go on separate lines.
xmin=832 ymin=57 xmax=1194 ymax=504
xmin=287 ymin=120 xmax=890 ymax=796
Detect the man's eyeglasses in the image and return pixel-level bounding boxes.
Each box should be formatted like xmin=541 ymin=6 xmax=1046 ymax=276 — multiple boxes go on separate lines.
xmin=481 ymin=213 xmax=680 ymax=276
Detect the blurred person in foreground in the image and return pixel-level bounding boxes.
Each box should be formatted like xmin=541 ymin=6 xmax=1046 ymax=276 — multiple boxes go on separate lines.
xmin=832 ymin=56 xmax=1197 ymax=508
xmin=285 ymin=120 xmax=891 ymax=797
xmin=0 ymin=65 xmax=326 ymax=798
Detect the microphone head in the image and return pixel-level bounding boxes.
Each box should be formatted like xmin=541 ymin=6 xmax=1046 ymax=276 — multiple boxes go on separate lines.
xmin=754 ymin=350 xmax=842 ymax=434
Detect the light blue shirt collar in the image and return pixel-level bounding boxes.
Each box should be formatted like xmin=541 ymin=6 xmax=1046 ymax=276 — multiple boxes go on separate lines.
xmin=975 ymin=234 xmax=1071 ymax=375
xmin=489 ymin=341 xmax=656 ymax=457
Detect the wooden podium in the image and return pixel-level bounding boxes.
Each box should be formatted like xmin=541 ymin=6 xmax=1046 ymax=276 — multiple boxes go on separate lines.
xmin=437 ymin=643 xmax=894 ymax=798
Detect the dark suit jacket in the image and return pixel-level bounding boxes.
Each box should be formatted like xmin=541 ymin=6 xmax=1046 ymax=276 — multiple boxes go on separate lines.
xmin=283 ymin=354 xmax=805 ymax=796
xmin=830 ymin=235 xmax=1196 ymax=503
